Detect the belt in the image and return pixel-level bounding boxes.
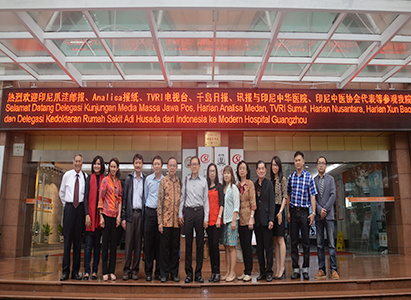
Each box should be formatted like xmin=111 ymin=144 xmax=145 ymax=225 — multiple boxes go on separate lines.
xmin=145 ymin=207 xmax=156 ymax=211
xmin=290 ymin=206 xmax=308 ymax=211
xmin=133 ymin=208 xmax=142 ymax=213
xmin=186 ymin=206 xmax=203 ymax=212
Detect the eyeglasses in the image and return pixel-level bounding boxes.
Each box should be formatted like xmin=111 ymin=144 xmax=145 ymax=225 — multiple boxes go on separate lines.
xmin=317 ymin=162 xmax=326 ymax=166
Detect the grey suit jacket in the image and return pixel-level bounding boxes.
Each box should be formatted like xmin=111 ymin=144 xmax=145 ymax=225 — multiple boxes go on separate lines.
xmin=314 ymin=173 xmax=336 ymax=221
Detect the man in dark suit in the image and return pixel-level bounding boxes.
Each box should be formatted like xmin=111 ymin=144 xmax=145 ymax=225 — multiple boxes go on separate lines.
xmin=122 ymin=154 xmax=145 ymax=280
xmin=254 ymin=160 xmax=275 ymax=282
xmin=314 ymin=156 xmax=339 ymax=280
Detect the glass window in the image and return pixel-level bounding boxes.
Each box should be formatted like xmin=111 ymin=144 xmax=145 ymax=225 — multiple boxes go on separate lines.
xmin=0 ymin=39 xmax=49 ymax=57
xmin=29 ymin=11 xmax=92 ymax=32
xmin=319 ymin=41 xmax=373 ymax=58
xmin=167 ymin=62 xmax=212 ymax=75
xmin=91 ymin=10 xmax=149 ymax=31
xmin=54 ymin=39 xmax=108 ymax=57
xmin=374 ymin=42 xmax=411 ymax=59
xmin=72 ymin=63 xmax=120 ymax=75
xmin=281 ymin=12 xmax=338 ymax=33
xmin=215 ymin=63 xmax=259 ymax=76
xmin=215 ymin=39 xmax=267 ymax=56
xmin=271 ymin=40 xmax=321 ymax=57
xmin=155 ymin=10 xmax=213 ymax=31
xmin=356 ymin=65 xmax=395 ymax=77
xmin=307 ymin=64 xmax=353 ymax=77
xmin=161 ymin=39 xmax=213 ymax=56
xmin=106 ymin=39 xmax=156 ymax=56
xmin=336 ymin=13 xmax=399 ymax=34
xmin=0 ymin=63 xmax=29 ymax=75
xmin=0 ymin=12 xmax=28 ymax=32
xmin=217 ymin=10 xmax=276 ymax=32
xmin=26 ymin=63 xmax=66 ymax=76
xmin=391 ymin=65 xmax=411 ymax=78
xmin=264 ymin=63 xmax=306 ymax=76
xmin=120 ymin=63 xmax=162 ymax=76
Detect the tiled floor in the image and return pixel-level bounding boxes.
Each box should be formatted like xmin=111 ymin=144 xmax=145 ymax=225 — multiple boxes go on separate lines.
xmin=0 ymin=242 xmax=410 ymax=283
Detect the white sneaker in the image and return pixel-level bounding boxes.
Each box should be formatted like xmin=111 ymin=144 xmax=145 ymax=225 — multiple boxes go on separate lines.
xmin=243 ymin=275 xmax=252 ymax=282
xmin=237 ymin=273 xmax=246 ymax=280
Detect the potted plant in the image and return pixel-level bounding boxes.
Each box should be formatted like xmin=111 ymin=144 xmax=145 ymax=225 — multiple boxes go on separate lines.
xmin=42 ymin=223 xmax=53 ymax=244
xmin=57 ymin=224 xmax=64 ymax=242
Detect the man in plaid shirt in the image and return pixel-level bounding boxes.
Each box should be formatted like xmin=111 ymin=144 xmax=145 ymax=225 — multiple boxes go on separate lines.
xmin=287 ymin=151 xmax=317 ymax=280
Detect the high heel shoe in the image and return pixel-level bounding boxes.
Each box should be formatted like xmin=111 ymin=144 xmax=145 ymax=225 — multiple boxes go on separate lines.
xmin=275 ymin=270 xmax=286 ymax=280
xmin=110 ymin=273 xmax=117 ymax=281
xmin=103 ymin=274 xmax=108 ymax=281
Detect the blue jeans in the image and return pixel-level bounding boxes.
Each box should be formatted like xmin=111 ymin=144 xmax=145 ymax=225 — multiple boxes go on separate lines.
xmin=316 ymin=219 xmax=337 ymax=274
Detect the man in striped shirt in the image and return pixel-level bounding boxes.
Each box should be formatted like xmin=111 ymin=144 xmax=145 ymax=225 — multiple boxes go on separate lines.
xmin=287 ymin=151 xmax=317 ymax=280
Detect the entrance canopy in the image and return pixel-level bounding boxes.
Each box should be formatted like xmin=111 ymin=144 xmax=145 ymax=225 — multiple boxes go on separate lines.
xmin=0 ymin=0 xmax=410 ymax=88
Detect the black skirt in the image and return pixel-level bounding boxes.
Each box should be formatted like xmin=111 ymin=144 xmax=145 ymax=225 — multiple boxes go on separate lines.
xmin=273 ymin=204 xmax=285 ymax=237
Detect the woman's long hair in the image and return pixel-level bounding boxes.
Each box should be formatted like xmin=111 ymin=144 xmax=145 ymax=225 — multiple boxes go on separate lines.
xmin=91 ymin=155 xmax=105 ymax=175
xmin=206 ymin=163 xmax=219 ymax=188
xmin=270 ymin=156 xmax=283 ymax=182
xmin=223 ymin=165 xmax=236 ymax=188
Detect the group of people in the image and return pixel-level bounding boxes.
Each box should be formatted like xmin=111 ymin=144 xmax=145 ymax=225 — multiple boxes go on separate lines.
xmin=58 ymin=150 xmax=339 ymax=283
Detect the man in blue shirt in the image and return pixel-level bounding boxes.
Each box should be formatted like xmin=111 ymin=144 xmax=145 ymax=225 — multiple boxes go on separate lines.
xmin=143 ymin=155 xmax=164 ymax=281
xmin=287 ymin=151 xmax=317 ymax=280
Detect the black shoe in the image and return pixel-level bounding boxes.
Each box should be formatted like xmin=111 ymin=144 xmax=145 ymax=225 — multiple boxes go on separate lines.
xmin=266 ymin=275 xmax=273 ymax=282
xmin=60 ymin=273 xmax=69 ymax=281
xmin=195 ymin=276 xmax=204 ymax=283
xmin=257 ymin=274 xmax=266 ymax=281
xmin=71 ymin=274 xmax=82 ymax=280
xmin=303 ymin=272 xmax=309 ymax=280
xmin=291 ymin=272 xmax=300 ymax=279
xmin=91 ymin=273 xmax=98 ymax=280
xmin=185 ymin=276 xmax=193 ymax=283
xmin=83 ymin=274 xmax=89 ymax=280
xmin=154 ymin=274 xmax=161 ymax=281
xmin=208 ymin=273 xmax=216 ymax=282
xmin=123 ymin=274 xmax=130 ymax=281
xmin=132 ymin=273 xmax=139 ymax=280
xmin=160 ymin=276 xmax=167 ymax=283
xmin=213 ymin=274 xmax=220 ymax=282
xmin=173 ymin=276 xmax=180 ymax=282
xmin=275 ymin=270 xmax=286 ymax=280
xmin=146 ymin=274 xmax=152 ymax=281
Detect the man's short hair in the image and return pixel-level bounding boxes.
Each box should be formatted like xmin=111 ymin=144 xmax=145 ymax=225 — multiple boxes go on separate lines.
xmin=190 ymin=156 xmax=200 ymax=165
xmin=133 ymin=153 xmax=144 ymax=164
xmin=152 ymin=155 xmax=163 ymax=165
xmin=167 ymin=157 xmax=178 ymax=165
xmin=317 ymin=156 xmax=328 ymax=164
xmin=73 ymin=154 xmax=83 ymax=160
xmin=294 ymin=151 xmax=304 ymax=159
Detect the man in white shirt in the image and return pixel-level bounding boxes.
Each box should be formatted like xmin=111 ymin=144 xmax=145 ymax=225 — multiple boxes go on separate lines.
xmin=59 ymin=154 xmax=87 ymax=281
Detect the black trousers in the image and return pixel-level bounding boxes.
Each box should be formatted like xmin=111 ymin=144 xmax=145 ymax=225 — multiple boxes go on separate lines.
xmin=160 ymin=227 xmax=180 ymax=278
xmin=290 ymin=207 xmax=310 ymax=270
xmin=254 ymin=225 xmax=273 ymax=276
xmin=123 ymin=210 xmax=143 ymax=276
xmin=239 ymin=225 xmax=253 ymax=275
xmin=62 ymin=202 xmax=84 ymax=276
xmin=184 ymin=207 xmax=205 ymax=277
xmin=84 ymin=229 xmax=101 ymax=275
xmin=144 ymin=207 xmax=160 ymax=276
xmin=206 ymin=225 xmax=221 ymax=274
xmin=101 ymin=215 xmax=119 ymax=275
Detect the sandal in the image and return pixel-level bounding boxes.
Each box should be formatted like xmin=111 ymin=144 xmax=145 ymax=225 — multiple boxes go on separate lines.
xmin=103 ymin=274 xmax=108 ymax=281
xmin=91 ymin=273 xmax=98 ymax=280
xmin=83 ymin=273 xmax=90 ymax=280
xmin=110 ymin=273 xmax=117 ymax=281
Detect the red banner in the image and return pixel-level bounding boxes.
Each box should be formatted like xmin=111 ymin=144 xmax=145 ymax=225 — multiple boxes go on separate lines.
xmin=1 ymin=88 xmax=411 ymax=130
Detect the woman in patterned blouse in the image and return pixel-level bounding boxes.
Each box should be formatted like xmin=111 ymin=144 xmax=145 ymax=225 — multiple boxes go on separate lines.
xmin=270 ymin=156 xmax=287 ymax=280
xmin=98 ymin=157 xmax=122 ymax=281
xmin=236 ymin=161 xmax=256 ymax=282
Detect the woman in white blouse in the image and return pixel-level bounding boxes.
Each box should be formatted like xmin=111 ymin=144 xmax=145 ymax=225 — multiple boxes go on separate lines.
xmin=221 ymin=165 xmax=240 ymax=282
